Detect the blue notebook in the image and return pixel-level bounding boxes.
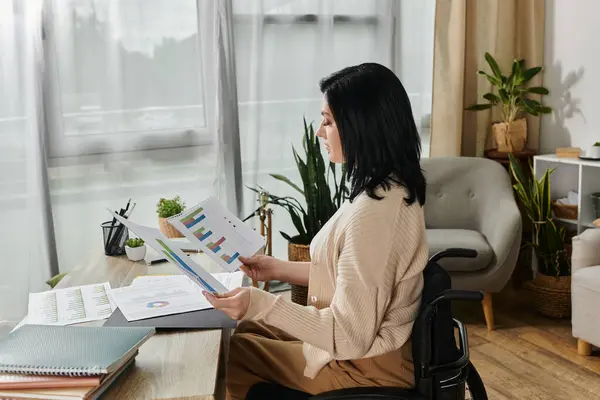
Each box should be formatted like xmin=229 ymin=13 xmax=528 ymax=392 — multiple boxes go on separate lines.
xmin=0 ymin=325 xmax=154 ymax=376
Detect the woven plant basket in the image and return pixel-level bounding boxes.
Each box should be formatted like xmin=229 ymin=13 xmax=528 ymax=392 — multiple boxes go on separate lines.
xmin=158 ymin=217 xmax=184 ymax=238
xmin=288 ymin=242 xmax=310 ymax=306
xmin=526 ymin=273 xmax=571 ymax=318
xmin=492 ymin=117 xmax=527 ymax=152
xmin=551 ymin=201 xmax=578 ymax=220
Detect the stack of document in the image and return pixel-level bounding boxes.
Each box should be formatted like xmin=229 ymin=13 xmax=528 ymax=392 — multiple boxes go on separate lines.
xmin=107 ymin=272 xmax=244 ymax=322
xmin=16 ymin=271 xmax=245 ymax=329
xmin=14 ymin=283 xmax=117 ymax=331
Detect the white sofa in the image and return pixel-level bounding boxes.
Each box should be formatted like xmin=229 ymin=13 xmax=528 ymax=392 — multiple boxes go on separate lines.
xmin=571 ymin=228 xmax=600 ymax=355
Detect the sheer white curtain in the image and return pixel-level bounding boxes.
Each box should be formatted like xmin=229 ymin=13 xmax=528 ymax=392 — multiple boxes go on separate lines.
xmin=232 ymin=0 xmax=435 ymax=259
xmin=0 ymin=0 xmax=57 ymax=332
xmin=0 ymin=0 xmax=435 ymax=326
xmin=45 ymin=0 xmax=224 ymax=272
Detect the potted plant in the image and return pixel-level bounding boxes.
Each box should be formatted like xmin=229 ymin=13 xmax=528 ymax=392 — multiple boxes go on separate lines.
xmin=245 ymin=117 xmax=349 ymax=305
xmin=508 ymin=153 xmax=571 ymax=318
xmin=156 ymin=195 xmax=185 ymax=238
xmin=466 ymin=53 xmax=552 ymax=152
xmin=125 ymin=237 xmax=146 ymax=261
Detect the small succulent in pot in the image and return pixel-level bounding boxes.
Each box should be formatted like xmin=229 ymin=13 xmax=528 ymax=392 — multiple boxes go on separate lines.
xmin=125 ymin=237 xmax=146 ymax=261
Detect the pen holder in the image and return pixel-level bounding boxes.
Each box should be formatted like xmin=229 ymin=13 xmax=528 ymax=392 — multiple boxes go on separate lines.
xmin=102 ymin=221 xmax=129 ymax=256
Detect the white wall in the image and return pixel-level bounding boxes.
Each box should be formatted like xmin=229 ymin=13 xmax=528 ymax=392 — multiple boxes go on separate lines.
xmin=540 ymin=0 xmax=600 ymax=154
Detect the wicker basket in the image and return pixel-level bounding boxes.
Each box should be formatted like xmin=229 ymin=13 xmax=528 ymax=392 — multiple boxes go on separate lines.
xmin=288 ymin=242 xmax=310 ymax=306
xmin=526 ymin=273 xmax=571 ymax=318
xmin=551 ymin=201 xmax=578 ymax=220
xmin=491 ymin=118 xmax=527 ymax=152
xmin=158 ymin=217 xmax=184 ymax=238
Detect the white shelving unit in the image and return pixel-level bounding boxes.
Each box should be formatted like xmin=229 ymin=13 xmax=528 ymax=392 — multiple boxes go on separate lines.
xmin=533 ymin=154 xmax=600 ymax=234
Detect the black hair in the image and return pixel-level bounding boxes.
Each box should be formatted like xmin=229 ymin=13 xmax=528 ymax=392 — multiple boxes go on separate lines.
xmin=319 ymin=62 xmax=426 ymax=207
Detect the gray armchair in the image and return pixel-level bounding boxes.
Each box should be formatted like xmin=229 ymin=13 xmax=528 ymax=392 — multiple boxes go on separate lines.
xmin=421 ymin=157 xmax=522 ymax=330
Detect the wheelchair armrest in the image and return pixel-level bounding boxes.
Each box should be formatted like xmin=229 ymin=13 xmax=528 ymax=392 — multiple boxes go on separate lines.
xmin=414 ymin=289 xmax=482 ymax=380
xmin=310 ymin=386 xmax=424 ymax=399
xmin=436 ymin=289 xmax=483 ymax=302
xmin=430 ymin=319 xmax=469 ymax=376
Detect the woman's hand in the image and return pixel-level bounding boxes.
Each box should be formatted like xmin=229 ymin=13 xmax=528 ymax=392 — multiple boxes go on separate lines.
xmin=238 ymin=255 xmax=282 ymax=282
xmin=203 ymin=287 xmax=251 ymax=320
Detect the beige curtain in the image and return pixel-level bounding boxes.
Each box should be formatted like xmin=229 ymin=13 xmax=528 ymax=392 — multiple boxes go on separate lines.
xmin=430 ymin=0 xmax=545 ymax=157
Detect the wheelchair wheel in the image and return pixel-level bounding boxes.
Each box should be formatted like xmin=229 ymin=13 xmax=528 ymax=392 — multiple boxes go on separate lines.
xmin=465 ymin=361 xmax=487 ymax=400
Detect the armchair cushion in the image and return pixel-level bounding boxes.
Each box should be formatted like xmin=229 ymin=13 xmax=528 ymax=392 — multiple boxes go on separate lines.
xmin=571 ymin=228 xmax=600 ymax=276
xmin=427 ymin=229 xmax=493 ymax=272
xmin=572 ymin=266 xmax=600 ymax=291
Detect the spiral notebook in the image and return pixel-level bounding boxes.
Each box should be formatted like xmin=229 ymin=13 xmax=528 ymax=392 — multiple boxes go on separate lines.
xmin=0 ymin=325 xmax=154 ymax=377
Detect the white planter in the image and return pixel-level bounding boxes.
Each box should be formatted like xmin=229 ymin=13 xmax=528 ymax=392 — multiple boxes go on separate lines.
xmin=125 ymin=245 xmax=146 ymax=261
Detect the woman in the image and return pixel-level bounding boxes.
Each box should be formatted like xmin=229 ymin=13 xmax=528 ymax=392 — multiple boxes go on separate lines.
xmin=203 ymin=62 xmax=428 ymax=400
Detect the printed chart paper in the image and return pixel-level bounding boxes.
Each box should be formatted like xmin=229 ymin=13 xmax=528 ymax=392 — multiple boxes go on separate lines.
xmin=26 ymin=282 xmax=115 ymax=326
xmin=167 ymin=197 xmax=266 ymax=272
xmin=109 ymin=211 xmax=229 ymax=293
xmin=132 ymin=271 xmax=245 ymax=291
xmin=109 ymin=272 xmax=244 ymax=321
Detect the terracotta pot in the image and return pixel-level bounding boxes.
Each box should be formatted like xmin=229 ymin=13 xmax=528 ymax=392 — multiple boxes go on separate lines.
xmin=288 ymin=242 xmax=310 ymax=306
xmin=492 ymin=118 xmax=527 ymax=152
xmin=526 ymin=273 xmax=571 ymax=318
xmin=158 ymin=217 xmax=184 ymax=238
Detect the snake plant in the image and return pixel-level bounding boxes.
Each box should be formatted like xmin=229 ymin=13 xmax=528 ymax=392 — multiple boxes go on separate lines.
xmin=508 ymin=153 xmax=570 ymax=277
xmin=245 ymin=117 xmax=349 ymax=245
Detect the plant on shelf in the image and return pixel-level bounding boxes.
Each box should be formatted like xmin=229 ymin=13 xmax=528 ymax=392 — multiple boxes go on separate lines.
xmin=466 ymin=52 xmax=552 ymax=153
xmin=244 ymin=117 xmax=349 ymax=305
xmin=125 ymin=237 xmax=146 ymax=261
xmin=156 ymin=195 xmax=185 ymax=238
xmin=508 ymin=152 xmax=571 ymax=318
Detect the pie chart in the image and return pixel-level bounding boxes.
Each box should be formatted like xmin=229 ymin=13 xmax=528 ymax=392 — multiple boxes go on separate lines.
xmin=147 ymin=300 xmax=170 ymax=308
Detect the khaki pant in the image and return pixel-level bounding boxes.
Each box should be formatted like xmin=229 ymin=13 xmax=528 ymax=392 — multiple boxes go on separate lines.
xmin=226 ymin=320 xmax=414 ymax=400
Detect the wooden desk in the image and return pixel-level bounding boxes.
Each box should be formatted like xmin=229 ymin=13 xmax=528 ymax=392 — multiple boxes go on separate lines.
xmin=56 ymin=252 xmax=229 ymax=400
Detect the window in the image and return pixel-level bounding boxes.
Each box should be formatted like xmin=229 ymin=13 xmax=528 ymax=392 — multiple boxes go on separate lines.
xmin=44 ymin=0 xmax=216 ymax=158
xmin=233 ymin=0 xmax=397 ymax=177
xmin=232 ymin=0 xmax=435 ymax=260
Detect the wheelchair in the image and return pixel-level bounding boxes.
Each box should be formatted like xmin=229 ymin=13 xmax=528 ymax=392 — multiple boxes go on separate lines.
xmin=245 ymin=248 xmax=488 ymax=400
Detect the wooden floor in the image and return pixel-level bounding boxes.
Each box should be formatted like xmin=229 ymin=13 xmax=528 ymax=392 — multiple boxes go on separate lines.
xmin=279 ymin=282 xmax=600 ymax=399
xmin=454 ymin=282 xmax=600 ymax=400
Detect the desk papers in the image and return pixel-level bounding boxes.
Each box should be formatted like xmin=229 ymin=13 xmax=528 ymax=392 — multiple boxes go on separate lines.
xmin=26 ymin=283 xmax=116 ymax=326
xmin=108 ymin=272 xmax=244 ymax=322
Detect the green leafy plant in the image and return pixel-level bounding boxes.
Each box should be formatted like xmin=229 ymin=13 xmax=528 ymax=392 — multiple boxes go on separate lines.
xmin=46 ymin=272 xmax=67 ymax=289
xmin=466 ymin=53 xmax=552 ymax=124
xmin=594 ymin=142 xmax=600 ymax=146
xmin=508 ymin=153 xmax=570 ymax=277
xmin=244 ymin=117 xmax=349 ymax=245
xmin=156 ymin=196 xmax=185 ymax=218
xmin=126 ymin=237 xmax=145 ymax=248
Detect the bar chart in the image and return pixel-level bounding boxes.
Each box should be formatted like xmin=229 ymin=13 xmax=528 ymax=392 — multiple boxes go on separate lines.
xmin=181 ymin=207 xmax=205 ymax=229
xmin=193 ymin=226 xmax=213 ymax=241
xmin=221 ymin=252 xmax=240 ymax=265
xmin=156 ymin=239 xmax=218 ymax=293
xmin=167 ymin=197 xmax=266 ymax=272
xmin=208 ymin=237 xmax=226 ymax=253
